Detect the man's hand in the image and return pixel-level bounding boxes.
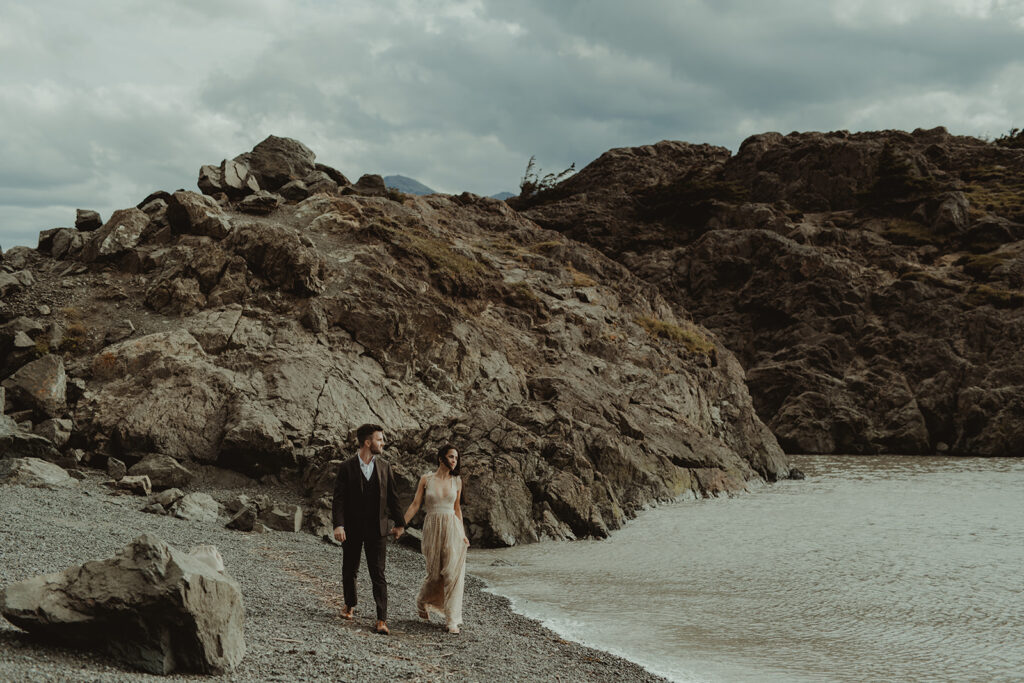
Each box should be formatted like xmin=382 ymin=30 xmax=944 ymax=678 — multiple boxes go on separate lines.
xmin=391 ymin=526 xmax=405 ymax=539
xmin=333 ymin=526 xmax=346 ymax=543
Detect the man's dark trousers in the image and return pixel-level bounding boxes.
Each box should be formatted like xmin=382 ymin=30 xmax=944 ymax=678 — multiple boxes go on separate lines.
xmin=342 ymin=533 xmax=388 ymax=620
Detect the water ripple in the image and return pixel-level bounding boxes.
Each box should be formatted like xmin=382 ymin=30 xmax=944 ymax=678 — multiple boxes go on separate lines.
xmin=471 ymin=456 xmax=1024 ymax=683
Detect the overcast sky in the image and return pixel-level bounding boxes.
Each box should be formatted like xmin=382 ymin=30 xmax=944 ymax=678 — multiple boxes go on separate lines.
xmin=2 ymin=0 xmax=1023 ymax=248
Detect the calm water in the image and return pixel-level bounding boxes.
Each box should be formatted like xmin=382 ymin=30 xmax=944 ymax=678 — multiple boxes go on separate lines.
xmin=469 ymin=456 xmax=1024 ymax=682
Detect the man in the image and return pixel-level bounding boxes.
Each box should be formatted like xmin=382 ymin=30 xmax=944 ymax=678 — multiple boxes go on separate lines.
xmin=332 ymin=423 xmax=405 ymax=635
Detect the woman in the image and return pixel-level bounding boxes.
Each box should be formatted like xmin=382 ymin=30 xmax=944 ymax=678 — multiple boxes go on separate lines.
xmin=402 ymin=444 xmax=470 ymax=633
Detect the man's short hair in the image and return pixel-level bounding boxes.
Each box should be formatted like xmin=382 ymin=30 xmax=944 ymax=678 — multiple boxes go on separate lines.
xmin=356 ymin=423 xmax=384 ymax=447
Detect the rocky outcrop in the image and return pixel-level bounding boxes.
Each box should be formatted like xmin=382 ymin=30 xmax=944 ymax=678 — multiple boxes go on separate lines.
xmin=0 ymin=534 xmax=245 ymax=674
xmin=1 ymin=137 xmax=789 ymax=547
xmin=519 ymin=129 xmax=1024 ymax=455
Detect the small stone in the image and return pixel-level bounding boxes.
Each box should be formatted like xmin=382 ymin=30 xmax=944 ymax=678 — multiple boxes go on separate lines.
xmin=107 ymin=457 xmax=127 ymax=481
xmin=36 ymin=305 xmax=51 ymax=316
xmin=259 ymin=504 xmax=303 ymax=533
xmin=142 ymin=503 xmax=167 ymax=515
xmin=225 ymin=506 xmax=257 ymax=532
xmin=116 ymin=475 xmax=152 ymax=496
xmin=170 ymin=493 xmax=220 ymax=523
xmin=151 ymin=487 xmax=185 ymax=508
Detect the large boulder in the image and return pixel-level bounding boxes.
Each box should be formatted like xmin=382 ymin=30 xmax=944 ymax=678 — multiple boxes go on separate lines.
xmin=0 ymin=457 xmax=76 ymax=488
xmin=0 ymin=534 xmax=245 ymax=674
xmin=234 ymin=135 xmax=316 ymax=191
xmin=127 ymin=453 xmax=194 ymax=490
xmin=1 ymin=354 xmax=66 ymax=419
xmin=166 ymin=191 xmax=232 ymax=239
xmin=75 ymin=209 xmax=103 ymax=231
xmin=80 ymin=208 xmax=149 ymax=263
xmin=170 ymin=492 xmax=221 ymax=523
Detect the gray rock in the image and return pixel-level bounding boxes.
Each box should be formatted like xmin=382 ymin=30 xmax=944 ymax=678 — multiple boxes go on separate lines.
xmin=0 ymin=271 xmax=30 ymax=297
xmin=107 ymin=457 xmax=127 ymax=480
xmin=0 ymin=534 xmax=245 ymax=674
xmin=75 ymin=209 xmax=103 ymax=231
xmin=220 ymin=159 xmax=260 ymax=198
xmin=151 ymin=487 xmax=185 ymax=508
xmin=349 ymin=173 xmax=387 ymax=197
xmin=127 ymin=453 xmax=194 ymax=490
xmin=198 ymin=164 xmax=224 ymax=196
xmin=0 ymin=457 xmax=76 ymax=488
xmin=50 ymin=228 xmax=85 ymax=260
xmin=225 ymin=506 xmax=258 ymax=531
xmin=171 ymin=492 xmax=220 ymax=523
xmin=258 ymin=505 xmax=302 ymax=533
xmin=0 ymin=416 xmax=64 ymax=462
xmin=239 ymin=190 xmax=282 ymax=215
xmin=32 ymin=418 xmax=73 ymax=448
xmin=103 ymin=318 xmax=135 ymax=344
xmin=166 ymin=190 xmax=232 ymax=239
xmin=279 ymin=179 xmax=311 ymax=201
xmin=142 ymin=502 xmax=166 ymax=515
xmin=116 ymin=474 xmax=152 ymax=496
xmin=234 ymin=135 xmax=316 ymax=191
xmin=1 ymin=354 xmax=66 ymax=419
xmin=80 ymin=208 xmax=149 ymax=263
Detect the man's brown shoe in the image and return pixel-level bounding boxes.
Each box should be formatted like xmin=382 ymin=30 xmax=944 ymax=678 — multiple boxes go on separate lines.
xmin=340 ymin=606 xmax=354 ymax=620
xmin=375 ymin=620 xmax=390 ymax=635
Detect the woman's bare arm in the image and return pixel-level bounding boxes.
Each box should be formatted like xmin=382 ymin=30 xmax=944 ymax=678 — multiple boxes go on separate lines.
xmin=403 ymin=475 xmax=427 ymax=525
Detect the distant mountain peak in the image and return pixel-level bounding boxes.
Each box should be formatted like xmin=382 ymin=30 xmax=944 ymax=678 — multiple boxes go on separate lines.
xmin=383 ymin=175 xmax=435 ymax=195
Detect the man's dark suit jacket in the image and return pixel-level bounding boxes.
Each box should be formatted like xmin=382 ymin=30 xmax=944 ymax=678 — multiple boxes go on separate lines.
xmin=331 ymin=455 xmax=404 ymax=538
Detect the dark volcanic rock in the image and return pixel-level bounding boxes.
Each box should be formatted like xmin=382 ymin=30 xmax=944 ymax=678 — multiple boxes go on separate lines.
xmin=522 ymin=130 xmax=1024 ymax=456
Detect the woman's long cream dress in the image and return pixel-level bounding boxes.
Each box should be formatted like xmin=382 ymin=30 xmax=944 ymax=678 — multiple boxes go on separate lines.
xmin=416 ymin=473 xmax=466 ymax=629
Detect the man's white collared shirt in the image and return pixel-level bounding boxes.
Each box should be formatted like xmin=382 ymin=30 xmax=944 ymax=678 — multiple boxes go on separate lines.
xmin=359 ymin=456 xmax=375 ymax=481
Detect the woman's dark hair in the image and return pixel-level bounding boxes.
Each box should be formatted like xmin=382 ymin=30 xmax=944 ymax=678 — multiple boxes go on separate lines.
xmin=436 ymin=443 xmax=460 ymax=477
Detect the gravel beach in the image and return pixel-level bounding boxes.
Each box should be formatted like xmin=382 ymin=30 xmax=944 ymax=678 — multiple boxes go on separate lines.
xmin=0 ymin=471 xmax=669 ymax=682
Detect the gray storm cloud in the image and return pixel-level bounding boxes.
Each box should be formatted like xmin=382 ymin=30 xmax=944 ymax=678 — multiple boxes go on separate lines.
xmin=1 ymin=0 xmax=1022 ymax=247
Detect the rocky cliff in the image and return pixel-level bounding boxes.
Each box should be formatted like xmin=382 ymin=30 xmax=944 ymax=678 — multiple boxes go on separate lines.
xmin=0 ymin=136 xmax=789 ymax=547
xmin=516 ymin=127 xmax=1024 ymax=456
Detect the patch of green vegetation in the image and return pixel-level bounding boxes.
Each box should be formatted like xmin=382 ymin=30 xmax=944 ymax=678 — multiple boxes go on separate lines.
xmin=528 ymin=241 xmax=563 ymax=254
xmin=958 ymin=252 xmax=1011 ymax=281
xmin=373 ymin=221 xmax=494 ymax=296
xmin=994 ymin=127 xmax=1024 ymax=149
xmin=636 ymin=315 xmax=716 ymax=357
xmin=966 ymin=284 xmax=1024 ymax=308
xmin=33 ymin=337 xmax=50 ymax=358
xmin=58 ymin=307 xmax=88 ymax=354
xmin=880 ymin=218 xmax=946 ymax=246
xmin=385 ymin=188 xmax=408 ymax=203
xmin=961 ymin=170 xmax=1024 ymax=221
xmin=567 ymin=265 xmax=597 ymax=288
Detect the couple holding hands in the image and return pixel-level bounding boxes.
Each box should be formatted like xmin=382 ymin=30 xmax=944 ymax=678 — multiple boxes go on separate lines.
xmin=332 ymin=424 xmax=469 ymax=635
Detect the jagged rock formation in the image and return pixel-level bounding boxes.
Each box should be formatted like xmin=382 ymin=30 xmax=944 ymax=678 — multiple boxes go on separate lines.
xmin=517 ymin=127 xmax=1024 ymax=456
xmin=0 ymin=136 xmax=788 ymax=547
xmin=0 ymin=534 xmax=245 ymax=674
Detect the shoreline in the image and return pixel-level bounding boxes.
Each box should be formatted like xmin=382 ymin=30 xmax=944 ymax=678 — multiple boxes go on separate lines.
xmin=0 ymin=471 xmax=669 ymax=682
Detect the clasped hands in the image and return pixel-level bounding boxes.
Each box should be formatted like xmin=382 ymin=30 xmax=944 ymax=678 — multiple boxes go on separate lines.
xmin=333 ymin=526 xmax=405 ymax=542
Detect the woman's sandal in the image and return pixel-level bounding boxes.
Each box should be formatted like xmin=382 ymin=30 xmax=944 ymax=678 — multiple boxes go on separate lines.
xmin=417 ymin=608 xmax=429 ymax=620
xmin=447 ymin=625 xmax=460 ymax=634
